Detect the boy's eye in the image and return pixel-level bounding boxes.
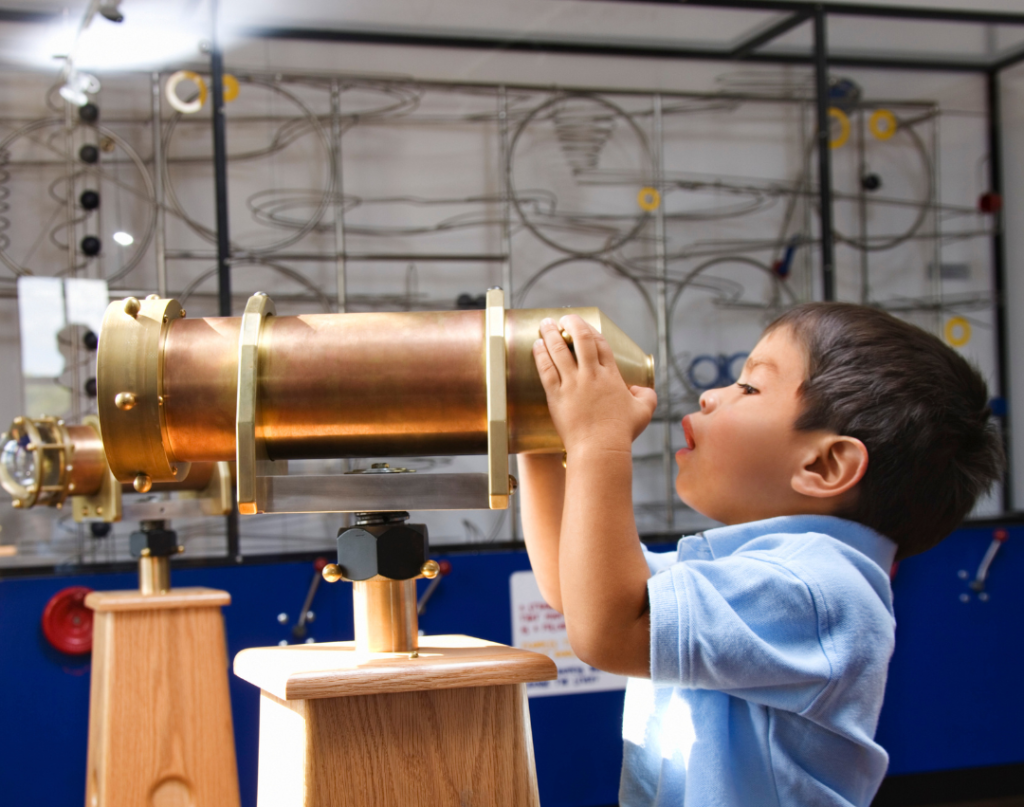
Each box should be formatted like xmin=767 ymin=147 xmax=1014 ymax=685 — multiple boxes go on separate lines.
xmin=736 ymin=382 xmax=759 ymax=395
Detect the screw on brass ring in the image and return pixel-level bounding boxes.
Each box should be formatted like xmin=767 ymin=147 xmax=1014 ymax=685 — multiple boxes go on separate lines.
xmin=421 ymin=560 xmax=441 ymax=579
xmin=321 ymin=563 xmax=344 ymax=583
xmin=123 ymin=297 xmax=141 ymax=318
xmin=133 ymin=474 xmax=152 ymax=493
xmin=115 ymin=392 xmax=137 ymax=411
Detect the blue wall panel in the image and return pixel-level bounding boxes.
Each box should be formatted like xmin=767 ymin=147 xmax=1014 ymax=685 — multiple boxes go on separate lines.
xmin=1 ymin=525 xmax=1022 ymax=807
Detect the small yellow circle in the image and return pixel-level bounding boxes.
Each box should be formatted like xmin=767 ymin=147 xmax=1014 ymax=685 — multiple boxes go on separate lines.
xmin=637 ymin=187 xmax=661 ymax=212
xmin=945 ymin=316 xmax=971 ymax=347
xmin=829 ymin=107 xmax=851 ymax=149
xmin=869 ymin=109 xmax=898 ymax=141
xmin=222 ymin=74 xmax=240 ymax=103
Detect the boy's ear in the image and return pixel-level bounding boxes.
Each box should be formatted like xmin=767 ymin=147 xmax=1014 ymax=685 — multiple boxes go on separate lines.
xmin=791 ymin=435 xmax=869 ymax=500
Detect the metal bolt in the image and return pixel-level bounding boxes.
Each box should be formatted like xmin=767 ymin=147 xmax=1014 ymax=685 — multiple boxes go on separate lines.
xmin=145 ymin=294 xmax=160 ymax=301
xmin=305 ymin=610 xmax=315 ymax=623
xmin=123 ymin=297 xmax=141 ymax=317
xmin=133 ymin=474 xmax=152 ymax=493
xmin=322 ymin=563 xmax=344 ymax=583
xmin=979 ymin=592 xmax=990 ymax=602
xmin=277 ymin=639 xmax=288 ymax=646
xmin=68 ymin=483 xmax=75 ymax=492
xmin=421 ymin=559 xmax=441 ymax=579
xmin=180 ymin=309 xmax=186 ymax=318
xmin=277 ymin=612 xmax=288 ymax=624
xmin=12 ymin=500 xmax=21 ymax=508
xmin=95 ymin=506 xmax=103 ymax=515
xmin=177 ymin=545 xmax=185 ymax=554
xmin=958 ymin=570 xmax=969 ymax=580
xmin=141 ymin=547 xmax=151 ymax=557
xmin=508 ymin=474 xmax=518 ymax=495
xmin=115 ymin=392 xmax=137 ymax=411
xmin=959 ymin=593 xmax=970 ymax=603
xmin=304 ymin=637 xmax=315 ymax=644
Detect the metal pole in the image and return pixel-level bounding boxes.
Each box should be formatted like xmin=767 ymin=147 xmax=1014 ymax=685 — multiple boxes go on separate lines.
xmin=330 ymin=79 xmax=347 ymax=314
xmin=653 ymin=94 xmax=673 ymax=529
xmin=151 ymin=72 xmax=167 ymax=298
xmin=987 ymin=69 xmax=1013 ymax=511
xmin=209 ymin=0 xmax=231 ymax=318
xmin=857 ymin=108 xmax=869 ymax=304
xmin=813 ymin=5 xmax=836 ymax=301
xmin=209 ymin=0 xmax=241 ymax=559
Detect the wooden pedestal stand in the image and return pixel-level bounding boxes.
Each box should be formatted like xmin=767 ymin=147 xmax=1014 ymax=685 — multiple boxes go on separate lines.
xmin=234 ymin=634 xmax=557 ymax=807
xmin=84 ymin=588 xmax=241 ymax=807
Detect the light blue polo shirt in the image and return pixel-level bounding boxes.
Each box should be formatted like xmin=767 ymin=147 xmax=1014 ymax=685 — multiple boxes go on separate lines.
xmin=621 ymin=515 xmax=897 ymax=807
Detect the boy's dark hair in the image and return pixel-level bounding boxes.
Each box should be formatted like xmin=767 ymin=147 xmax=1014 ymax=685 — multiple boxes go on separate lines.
xmin=767 ymin=303 xmax=1004 ymax=559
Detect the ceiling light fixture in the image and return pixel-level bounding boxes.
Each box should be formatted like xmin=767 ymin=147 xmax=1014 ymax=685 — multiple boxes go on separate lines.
xmin=58 ymin=62 xmax=101 ymax=107
xmin=112 ymin=231 xmax=134 ymax=247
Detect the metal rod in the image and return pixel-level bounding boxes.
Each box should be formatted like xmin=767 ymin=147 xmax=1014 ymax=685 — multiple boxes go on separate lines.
xmin=330 ymin=79 xmax=347 ymax=314
xmin=352 ymin=579 xmax=418 ymax=654
xmin=208 ymin=0 xmax=241 ymax=562
xmin=498 ymin=86 xmax=517 ymax=541
xmin=987 ymin=70 xmax=1013 ymax=510
xmin=813 ymin=5 xmax=835 ymax=301
xmin=653 ymin=94 xmax=672 ymax=529
xmin=857 ymin=108 xmax=869 ymax=304
xmin=151 ymin=72 xmax=167 ymax=298
xmin=163 ymin=250 xmax=508 ymax=263
xmin=138 ymin=555 xmax=171 ymax=595
xmin=731 ymin=10 xmax=811 ymax=59
xmin=209 ymin=1 xmax=232 ymax=318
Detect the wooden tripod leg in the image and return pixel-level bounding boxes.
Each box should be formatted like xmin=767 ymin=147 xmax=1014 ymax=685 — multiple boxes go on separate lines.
xmin=85 ymin=588 xmax=240 ymax=807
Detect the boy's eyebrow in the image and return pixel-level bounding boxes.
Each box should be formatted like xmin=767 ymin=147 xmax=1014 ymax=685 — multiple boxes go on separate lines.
xmin=744 ymin=356 xmax=779 ymax=374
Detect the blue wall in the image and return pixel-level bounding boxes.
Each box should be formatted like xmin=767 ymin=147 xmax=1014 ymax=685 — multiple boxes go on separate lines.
xmin=1 ymin=524 xmax=1021 ymax=806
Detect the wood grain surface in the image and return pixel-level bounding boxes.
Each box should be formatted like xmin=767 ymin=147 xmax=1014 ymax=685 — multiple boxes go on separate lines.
xmin=257 ymin=683 xmax=542 ymax=807
xmin=85 ymin=595 xmax=240 ymax=807
xmin=235 ymin=634 xmax=557 ymax=701
xmin=86 ymin=587 xmax=231 ymax=612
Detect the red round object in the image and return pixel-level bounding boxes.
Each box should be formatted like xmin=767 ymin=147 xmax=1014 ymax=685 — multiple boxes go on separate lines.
xmin=979 ymin=192 xmax=1003 ymax=214
xmin=994 ymin=528 xmax=1009 ymax=543
xmin=41 ymin=586 xmax=94 ymax=655
xmin=314 ymin=557 xmax=329 ymax=572
xmin=438 ymin=560 xmax=452 ymax=576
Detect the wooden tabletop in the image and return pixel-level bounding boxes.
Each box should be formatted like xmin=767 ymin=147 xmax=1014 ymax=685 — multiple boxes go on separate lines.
xmin=234 ymin=634 xmax=558 ymax=701
xmin=86 ymin=587 xmax=231 ymax=612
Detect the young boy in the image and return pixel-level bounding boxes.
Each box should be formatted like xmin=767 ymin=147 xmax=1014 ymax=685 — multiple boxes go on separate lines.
xmin=520 ymin=302 xmax=1003 ymax=807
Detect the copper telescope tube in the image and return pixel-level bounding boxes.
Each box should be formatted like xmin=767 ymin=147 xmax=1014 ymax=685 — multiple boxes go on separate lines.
xmin=156 ymin=307 xmax=654 ymax=464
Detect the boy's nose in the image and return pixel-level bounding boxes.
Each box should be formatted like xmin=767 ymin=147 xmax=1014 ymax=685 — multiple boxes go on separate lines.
xmin=699 ymin=390 xmax=717 ymax=413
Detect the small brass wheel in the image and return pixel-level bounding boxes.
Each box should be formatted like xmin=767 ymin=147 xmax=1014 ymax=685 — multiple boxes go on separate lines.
xmin=829 ymin=107 xmax=851 ymax=150
xmin=637 ymin=187 xmax=661 ymax=212
xmin=869 ymin=109 xmax=898 ymax=141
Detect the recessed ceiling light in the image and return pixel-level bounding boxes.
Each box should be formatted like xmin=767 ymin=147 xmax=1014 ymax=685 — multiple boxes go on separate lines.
xmin=112 ymin=231 xmax=133 ymax=246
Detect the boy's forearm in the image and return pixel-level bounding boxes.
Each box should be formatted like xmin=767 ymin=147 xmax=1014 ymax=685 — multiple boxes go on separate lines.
xmin=559 ymin=443 xmax=651 ymax=678
xmin=518 ymin=452 xmax=567 ymax=612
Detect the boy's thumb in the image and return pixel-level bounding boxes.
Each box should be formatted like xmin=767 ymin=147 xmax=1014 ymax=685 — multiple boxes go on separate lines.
xmin=630 ymin=385 xmax=658 ymax=413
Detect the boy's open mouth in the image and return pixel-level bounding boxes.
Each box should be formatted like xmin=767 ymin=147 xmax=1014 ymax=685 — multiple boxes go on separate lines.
xmin=681 ymin=415 xmax=696 ymax=452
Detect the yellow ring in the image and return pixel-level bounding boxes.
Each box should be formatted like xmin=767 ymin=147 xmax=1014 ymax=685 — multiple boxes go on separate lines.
xmin=829 ymin=107 xmax=850 ymax=149
xmin=869 ymin=109 xmax=897 ymax=141
xmin=223 ymin=74 xmax=240 ymax=103
xmin=944 ymin=316 xmax=971 ymax=348
xmin=166 ymin=70 xmax=207 ymax=114
xmin=637 ymin=187 xmax=661 ymax=212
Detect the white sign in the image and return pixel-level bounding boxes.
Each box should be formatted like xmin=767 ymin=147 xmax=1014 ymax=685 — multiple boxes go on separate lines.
xmin=510 ymin=569 xmax=628 ymax=697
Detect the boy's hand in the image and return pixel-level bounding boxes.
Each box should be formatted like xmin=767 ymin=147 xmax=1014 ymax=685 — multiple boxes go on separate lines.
xmin=533 ymin=315 xmax=657 ymax=455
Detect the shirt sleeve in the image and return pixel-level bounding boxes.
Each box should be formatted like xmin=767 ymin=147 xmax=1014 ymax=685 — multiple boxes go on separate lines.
xmin=647 ymin=552 xmax=833 ymax=714
xmin=640 ymin=543 xmax=678 ymax=575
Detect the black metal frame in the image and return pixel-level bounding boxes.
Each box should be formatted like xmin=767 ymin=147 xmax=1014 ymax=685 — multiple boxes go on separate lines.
xmin=2 ymin=0 xmax=1019 ymax=578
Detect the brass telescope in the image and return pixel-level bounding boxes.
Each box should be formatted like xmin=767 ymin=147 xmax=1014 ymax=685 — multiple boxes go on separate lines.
xmin=96 ymin=289 xmax=654 ymax=514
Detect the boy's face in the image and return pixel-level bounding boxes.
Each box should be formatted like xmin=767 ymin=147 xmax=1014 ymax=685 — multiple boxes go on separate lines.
xmin=675 ymin=325 xmax=843 ymax=524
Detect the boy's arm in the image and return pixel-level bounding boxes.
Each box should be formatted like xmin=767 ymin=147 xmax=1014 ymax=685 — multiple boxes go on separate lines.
xmin=518 ymin=453 xmax=567 ymax=612
xmin=533 ymin=315 xmax=657 ymax=679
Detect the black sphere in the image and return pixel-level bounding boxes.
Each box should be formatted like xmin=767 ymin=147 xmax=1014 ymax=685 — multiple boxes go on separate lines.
xmin=79 ymin=144 xmax=99 ymax=164
xmin=78 ymin=103 xmax=99 ymax=124
xmin=84 ymin=377 xmax=97 ymax=397
xmin=79 ymin=190 xmax=100 ymax=210
xmin=82 ymin=330 xmax=98 ymax=350
xmin=80 ymin=236 xmax=101 ymax=256
xmin=90 ymin=522 xmax=112 ymax=538
xmin=861 ymin=173 xmax=882 ymax=192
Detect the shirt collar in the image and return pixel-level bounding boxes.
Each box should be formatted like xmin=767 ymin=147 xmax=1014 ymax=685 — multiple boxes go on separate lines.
xmin=699 ymin=514 xmax=897 ymax=573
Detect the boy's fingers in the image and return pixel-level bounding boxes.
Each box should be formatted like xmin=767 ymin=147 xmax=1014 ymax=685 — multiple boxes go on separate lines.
xmin=558 ymin=315 xmax=599 ymax=371
xmin=630 ymin=385 xmax=658 ymax=415
xmin=539 ymin=317 xmax=577 ymax=377
xmin=533 ymin=338 xmax=561 ymax=388
xmin=593 ymin=331 xmax=616 ymax=368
